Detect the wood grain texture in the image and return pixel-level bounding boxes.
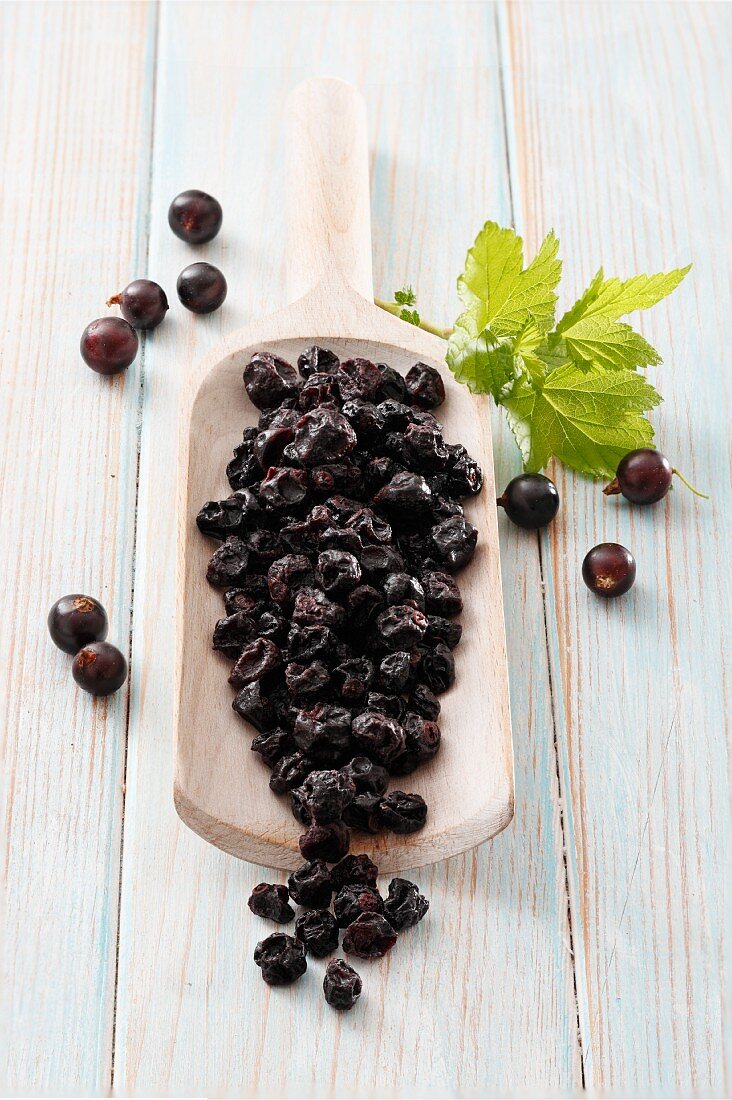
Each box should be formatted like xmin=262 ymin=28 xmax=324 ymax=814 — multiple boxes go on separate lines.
xmin=0 ymin=1 xmax=156 ymax=1091
xmin=114 ymin=2 xmax=579 ymax=1092
xmin=503 ymin=2 xmax=731 ymax=1093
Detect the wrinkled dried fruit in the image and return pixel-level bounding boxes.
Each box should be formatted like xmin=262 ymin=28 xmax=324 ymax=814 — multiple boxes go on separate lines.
xmin=247 ymin=883 xmax=294 ymax=923
xmin=253 ymin=933 xmax=307 ymax=985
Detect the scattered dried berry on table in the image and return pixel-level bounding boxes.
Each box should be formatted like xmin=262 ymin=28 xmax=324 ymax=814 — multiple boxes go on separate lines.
xmin=294 ymin=909 xmax=340 ymax=957
xmin=323 ymin=959 xmax=363 ymax=1010
xmin=287 ymin=860 xmax=333 ymax=908
xmin=253 ymin=933 xmax=307 ymax=985
xmin=247 ymin=883 xmax=294 ymax=923
xmin=342 ymin=913 xmax=398 ymax=959
xmin=383 ymin=878 xmax=429 ymax=931
xmin=334 ymin=884 xmax=384 ymax=928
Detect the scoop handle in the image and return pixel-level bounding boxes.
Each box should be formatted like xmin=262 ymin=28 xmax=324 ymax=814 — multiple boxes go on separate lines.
xmin=285 ymin=78 xmax=374 ymax=302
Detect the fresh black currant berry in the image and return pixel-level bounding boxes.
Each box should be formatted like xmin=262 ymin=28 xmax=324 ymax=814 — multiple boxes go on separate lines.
xmin=48 ymin=594 xmax=108 ymax=654
xmin=604 ymin=448 xmax=672 ymax=505
xmin=80 ymin=317 xmax=138 ymax=375
xmin=168 ymin=189 xmax=222 ymax=243
xmin=582 ymin=543 xmax=636 ymax=598
xmin=72 ymin=642 xmax=128 ymax=696
xmin=497 ymin=473 xmax=559 ymax=529
xmin=177 ymin=262 xmax=227 ymax=314
xmin=107 ymin=280 xmax=169 ymax=330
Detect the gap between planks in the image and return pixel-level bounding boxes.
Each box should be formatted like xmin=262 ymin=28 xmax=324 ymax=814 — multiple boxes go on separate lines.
xmin=495 ymin=1 xmax=587 ymax=1086
xmin=109 ymin=2 xmax=161 ymax=1092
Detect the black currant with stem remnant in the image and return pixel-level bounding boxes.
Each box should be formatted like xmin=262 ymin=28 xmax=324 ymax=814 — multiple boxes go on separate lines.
xmin=497 ymin=473 xmax=560 ymax=529
xmin=107 ymin=280 xmax=169 ymax=330
xmin=603 ymin=448 xmax=708 ymax=504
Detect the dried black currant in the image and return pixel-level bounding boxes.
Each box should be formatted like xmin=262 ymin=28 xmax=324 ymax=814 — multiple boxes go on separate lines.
xmin=341 ymin=756 xmax=389 ymax=797
xmin=284 ymin=661 xmax=331 ymax=701
xmin=351 ymin=711 xmax=406 ymax=767
xmin=376 ymin=652 xmax=411 ymax=693
xmin=323 ymin=958 xmax=363 ymax=1010
xmin=376 ymin=604 xmax=429 ymax=650
xmin=206 ymin=536 xmax=250 ymax=587
xmin=298 ymin=821 xmax=350 ymax=863
xmin=379 ymin=790 xmax=428 ymax=834
xmin=269 ymin=752 xmax=314 ymax=795
xmin=295 ymin=909 xmax=340 ymax=957
xmin=294 ymin=769 xmax=356 ymax=824
xmin=250 ymin=728 xmax=295 ymax=768
xmin=211 ymin=611 xmax=256 ymax=656
xmin=431 ymin=515 xmax=478 ymax=571
xmin=292 ymin=587 xmax=345 ymax=630
xmin=333 ymin=657 xmax=374 ymax=702
xmin=425 ymin=615 xmax=462 ymax=649
xmin=315 ymin=550 xmax=362 ymax=595
xmin=418 ymin=643 xmax=455 ymax=694
xmin=247 ymin=883 xmax=294 ymax=923
xmin=287 ymin=860 xmax=333 ymax=908
xmin=244 ymin=352 xmax=300 ymax=410
xmin=334 ymin=883 xmax=384 ymax=928
xmin=373 ymin=471 xmax=433 ymax=519
xmin=383 ymin=572 xmax=425 ymax=610
xmin=330 ymin=853 xmax=379 ymax=891
xmin=232 ymin=682 xmax=277 ymax=732
xmin=229 ymin=637 xmax=282 ymax=688
xmin=383 ymin=877 xmax=429 ymax=931
xmin=342 ymin=913 xmax=397 ymax=959
xmin=343 ymin=793 xmax=382 ymax=834
xmin=405 ymin=362 xmax=445 ymax=408
xmin=253 ymin=933 xmax=307 ymax=985
xmin=338 ymin=358 xmax=383 ymax=402
xmin=422 ymin=570 xmax=463 ymax=617
xmin=293 ymin=705 xmax=352 ymax=760
xmin=408 ymin=684 xmax=441 ymax=721
xmin=391 ymin=714 xmax=441 ymax=775
xmin=297 ymin=345 xmax=340 ymax=379
xmin=290 ymin=407 xmax=357 ymax=467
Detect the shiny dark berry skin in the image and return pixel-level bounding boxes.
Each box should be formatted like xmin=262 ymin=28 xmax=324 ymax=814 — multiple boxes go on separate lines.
xmin=80 ymin=317 xmax=138 ymax=375
xmin=323 ymin=958 xmax=362 ymax=1010
xmin=287 ymin=860 xmax=333 ymax=908
xmin=177 ymin=262 xmax=227 ymax=313
xmin=72 ymin=642 xmax=128 ymax=696
xmin=48 ymin=594 xmax=108 ymax=654
xmin=294 ymin=769 xmax=356 ymax=824
xmin=168 ymin=189 xmax=222 ymax=243
xmin=582 ymin=543 xmax=636 ymax=598
xmin=253 ymin=933 xmax=306 ymax=985
xmin=497 ymin=473 xmax=560 ymax=529
xmin=298 ymin=821 xmax=351 ymax=863
xmin=330 ymin=854 xmax=379 ymax=891
xmin=334 ymin=884 xmax=384 ymax=928
xmin=247 ymin=883 xmax=294 ymax=923
xmin=378 ymin=790 xmax=428 ymax=833
xmin=604 ymin=448 xmax=674 ymax=504
xmin=107 ymin=280 xmax=168 ymax=329
xmin=383 ymin=877 xmax=429 ymax=931
xmin=342 ymin=913 xmax=397 ymax=959
xmin=294 ymin=909 xmax=339 ymax=957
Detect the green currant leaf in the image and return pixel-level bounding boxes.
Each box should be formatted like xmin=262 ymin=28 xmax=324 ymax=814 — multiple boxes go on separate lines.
xmin=394 ymin=286 xmax=417 ymax=306
xmin=457 ymin=222 xmax=562 ymax=337
xmin=561 ymin=315 xmax=661 ymax=371
xmin=502 ymin=364 xmax=662 ymax=478
xmin=446 ymin=313 xmax=518 ymax=400
xmin=556 ymin=265 xmax=690 ymax=332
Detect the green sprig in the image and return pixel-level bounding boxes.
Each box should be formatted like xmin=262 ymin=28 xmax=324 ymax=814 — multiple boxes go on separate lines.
xmin=376 ymin=223 xmax=691 ymax=478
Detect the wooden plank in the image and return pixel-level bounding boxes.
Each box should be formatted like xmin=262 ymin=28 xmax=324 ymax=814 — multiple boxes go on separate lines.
xmin=113 ymin=1 xmax=581 ymax=1092
xmin=0 ymin=1 xmax=156 ymax=1091
xmin=503 ymin=1 xmax=731 ymax=1093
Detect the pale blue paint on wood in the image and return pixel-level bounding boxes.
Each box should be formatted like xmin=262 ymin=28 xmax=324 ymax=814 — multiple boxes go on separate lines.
xmin=500 ymin=1 xmax=731 ymax=1093
xmin=112 ymin=1 xmax=579 ymax=1093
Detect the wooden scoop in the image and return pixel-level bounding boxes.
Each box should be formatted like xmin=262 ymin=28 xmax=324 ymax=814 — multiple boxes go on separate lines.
xmin=175 ymin=77 xmax=514 ymax=872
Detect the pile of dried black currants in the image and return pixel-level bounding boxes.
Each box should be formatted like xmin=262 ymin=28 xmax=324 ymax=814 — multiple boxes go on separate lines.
xmin=197 ymin=346 xmax=484 ymax=1006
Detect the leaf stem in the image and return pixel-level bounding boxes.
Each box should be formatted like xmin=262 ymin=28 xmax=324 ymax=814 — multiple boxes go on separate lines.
xmin=374 ymin=297 xmax=453 ymax=341
xmin=672 ymin=468 xmax=709 ymax=499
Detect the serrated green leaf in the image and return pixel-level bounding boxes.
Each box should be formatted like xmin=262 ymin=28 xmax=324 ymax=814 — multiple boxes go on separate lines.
xmin=555 ymin=268 xmax=605 ymax=334
xmin=457 ymin=221 xmax=562 ymax=337
xmin=446 ymin=315 xmax=518 ymax=400
xmin=556 ymin=265 xmax=690 ymax=333
xmin=502 ymin=364 xmax=662 ymax=477
xmin=562 ymin=315 xmax=661 ymax=371
xmin=395 ymin=286 xmax=417 ymax=307
xmin=399 ymin=308 xmax=420 ymax=326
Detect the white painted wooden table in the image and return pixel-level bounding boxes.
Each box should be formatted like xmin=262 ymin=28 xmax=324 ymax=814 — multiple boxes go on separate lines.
xmin=1 ymin=3 xmax=729 ymax=1095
